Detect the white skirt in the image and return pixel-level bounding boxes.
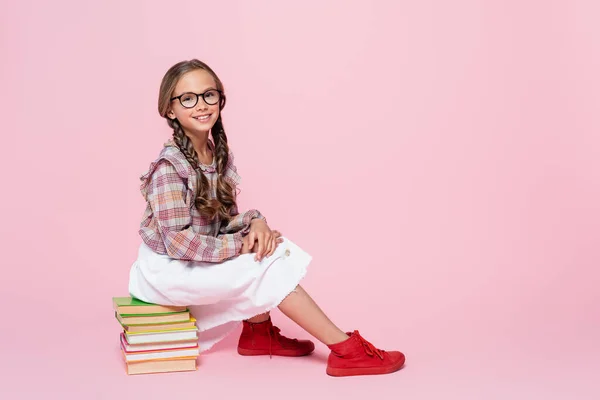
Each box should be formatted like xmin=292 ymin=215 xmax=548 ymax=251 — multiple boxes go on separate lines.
xmin=128 ymin=237 xmax=311 ymax=352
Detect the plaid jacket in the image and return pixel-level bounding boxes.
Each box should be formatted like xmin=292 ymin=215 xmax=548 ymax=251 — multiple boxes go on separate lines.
xmin=138 ymin=140 xmax=265 ymax=263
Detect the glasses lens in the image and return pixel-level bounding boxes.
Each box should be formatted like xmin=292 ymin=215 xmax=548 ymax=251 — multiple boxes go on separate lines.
xmin=203 ymin=90 xmax=220 ymax=105
xmin=180 ymin=93 xmax=198 ymax=108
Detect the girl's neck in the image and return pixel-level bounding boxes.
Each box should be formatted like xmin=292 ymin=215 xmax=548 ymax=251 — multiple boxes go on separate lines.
xmin=186 ymin=130 xmax=212 ymax=161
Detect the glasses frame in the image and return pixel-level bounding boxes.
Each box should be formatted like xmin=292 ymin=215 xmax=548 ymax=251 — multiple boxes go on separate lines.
xmin=170 ymin=89 xmax=224 ymax=109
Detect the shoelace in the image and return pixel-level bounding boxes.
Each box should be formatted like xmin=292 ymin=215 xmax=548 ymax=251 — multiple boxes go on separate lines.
xmin=355 ymin=332 xmax=385 ymax=360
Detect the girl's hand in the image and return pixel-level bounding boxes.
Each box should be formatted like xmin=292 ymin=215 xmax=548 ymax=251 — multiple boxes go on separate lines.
xmin=267 ymin=230 xmax=284 ymax=258
xmin=242 ymin=230 xmax=283 ymax=258
xmin=247 ymin=219 xmax=283 ymax=261
xmin=240 ymin=235 xmax=253 ymax=255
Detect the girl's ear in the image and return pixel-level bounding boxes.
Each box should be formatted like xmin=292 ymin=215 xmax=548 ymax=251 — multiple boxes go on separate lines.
xmin=167 ymin=109 xmax=176 ymax=119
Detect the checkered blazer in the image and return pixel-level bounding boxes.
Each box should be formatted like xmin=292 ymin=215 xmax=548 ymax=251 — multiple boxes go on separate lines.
xmin=138 ymin=140 xmax=265 ymax=263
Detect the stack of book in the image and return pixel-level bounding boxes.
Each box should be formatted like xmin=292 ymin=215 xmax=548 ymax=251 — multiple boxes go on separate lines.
xmin=113 ymin=296 xmax=199 ymax=375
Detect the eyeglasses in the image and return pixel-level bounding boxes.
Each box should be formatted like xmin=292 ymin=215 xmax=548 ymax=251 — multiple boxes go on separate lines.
xmin=170 ymin=89 xmax=223 ymax=108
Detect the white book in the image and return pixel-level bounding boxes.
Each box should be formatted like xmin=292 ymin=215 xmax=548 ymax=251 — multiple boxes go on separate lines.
xmin=124 ymin=346 xmax=200 ymax=362
xmin=125 ymin=327 xmax=198 ymax=344
xmin=120 ymin=333 xmax=198 ymax=352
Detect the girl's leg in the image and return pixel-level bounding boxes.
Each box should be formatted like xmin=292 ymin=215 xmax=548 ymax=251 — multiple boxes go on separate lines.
xmin=277 ymin=285 xmax=349 ymax=345
xmin=246 ymin=312 xmax=270 ymax=323
xmin=241 ymin=284 xmax=405 ymax=377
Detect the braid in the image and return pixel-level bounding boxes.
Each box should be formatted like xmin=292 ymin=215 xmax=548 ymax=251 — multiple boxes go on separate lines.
xmin=211 ymin=115 xmax=237 ymax=221
xmin=169 ymin=119 xmax=219 ymax=219
xmin=158 ymin=59 xmax=237 ymax=222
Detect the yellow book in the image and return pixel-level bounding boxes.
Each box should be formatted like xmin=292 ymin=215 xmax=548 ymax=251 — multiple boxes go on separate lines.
xmin=120 ymin=316 xmax=197 ymax=333
xmin=116 ymin=311 xmax=190 ymax=325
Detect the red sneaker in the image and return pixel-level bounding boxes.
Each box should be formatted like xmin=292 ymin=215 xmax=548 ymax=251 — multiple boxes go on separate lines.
xmin=237 ymin=318 xmax=315 ymax=358
xmin=326 ymin=331 xmax=405 ymax=377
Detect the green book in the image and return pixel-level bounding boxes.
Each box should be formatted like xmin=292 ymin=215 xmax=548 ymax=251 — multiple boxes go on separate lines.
xmin=112 ymin=296 xmax=188 ymax=315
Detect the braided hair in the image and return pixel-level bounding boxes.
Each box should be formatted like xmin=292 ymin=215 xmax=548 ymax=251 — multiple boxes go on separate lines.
xmin=158 ymin=59 xmax=236 ymax=221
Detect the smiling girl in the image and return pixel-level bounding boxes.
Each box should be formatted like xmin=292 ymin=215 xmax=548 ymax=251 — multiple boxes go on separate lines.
xmin=127 ymin=59 xmax=405 ymax=377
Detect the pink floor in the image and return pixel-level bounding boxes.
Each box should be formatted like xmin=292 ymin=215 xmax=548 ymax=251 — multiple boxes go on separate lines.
xmin=3 ymin=309 xmax=598 ymax=399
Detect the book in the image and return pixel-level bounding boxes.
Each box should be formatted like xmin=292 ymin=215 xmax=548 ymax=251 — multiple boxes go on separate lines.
xmin=125 ymin=324 xmax=199 ymax=336
xmin=116 ymin=311 xmax=190 ymax=325
xmin=125 ymin=357 xmax=197 ymax=375
xmin=124 ymin=327 xmax=198 ymax=344
xmin=121 ymin=317 xmax=197 ymax=333
xmin=120 ymin=333 xmax=198 ymax=353
xmin=121 ymin=343 xmax=200 ymax=362
xmin=112 ymin=296 xmax=187 ymax=315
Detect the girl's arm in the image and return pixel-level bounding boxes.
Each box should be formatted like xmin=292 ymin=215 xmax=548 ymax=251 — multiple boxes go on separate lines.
xmin=146 ymin=160 xmax=243 ymax=263
xmin=219 ymin=204 xmax=265 ymax=235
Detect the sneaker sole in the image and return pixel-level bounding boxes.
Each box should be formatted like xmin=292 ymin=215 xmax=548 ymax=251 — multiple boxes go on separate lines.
xmin=237 ymin=347 xmax=315 ymax=357
xmin=326 ymin=359 xmax=405 ymax=377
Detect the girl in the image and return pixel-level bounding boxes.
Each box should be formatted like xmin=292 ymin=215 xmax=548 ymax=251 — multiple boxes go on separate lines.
xmin=128 ymin=59 xmax=405 ymax=377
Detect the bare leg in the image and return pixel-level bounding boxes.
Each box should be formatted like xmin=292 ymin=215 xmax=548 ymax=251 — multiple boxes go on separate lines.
xmin=278 ymin=285 xmax=348 ymax=345
xmin=246 ymin=312 xmax=270 ymax=323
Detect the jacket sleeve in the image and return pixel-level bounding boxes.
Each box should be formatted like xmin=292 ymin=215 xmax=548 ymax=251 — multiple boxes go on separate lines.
xmin=219 ymin=205 xmax=266 ymax=235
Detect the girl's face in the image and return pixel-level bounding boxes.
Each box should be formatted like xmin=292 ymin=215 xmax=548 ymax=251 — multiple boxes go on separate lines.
xmin=168 ymin=69 xmax=221 ymax=135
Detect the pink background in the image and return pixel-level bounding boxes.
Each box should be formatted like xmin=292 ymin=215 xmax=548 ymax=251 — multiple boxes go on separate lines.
xmin=1 ymin=0 xmax=599 ymax=398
